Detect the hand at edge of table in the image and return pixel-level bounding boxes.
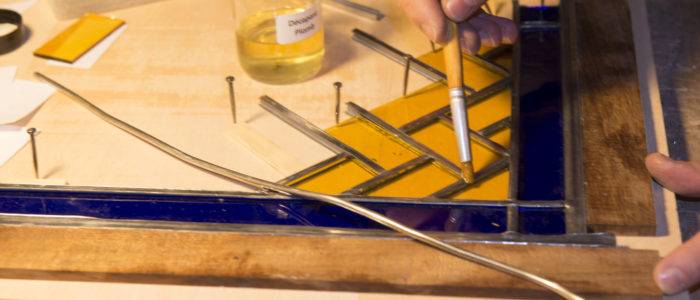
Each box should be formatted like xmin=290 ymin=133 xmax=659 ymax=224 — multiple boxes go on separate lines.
xmin=646 ymin=153 xmax=700 ymax=295
xmin=397 ymin=0 xmax=518 ymax=54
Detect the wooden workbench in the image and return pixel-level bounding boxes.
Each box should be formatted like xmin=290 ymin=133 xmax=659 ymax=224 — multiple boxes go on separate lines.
xmin=0 ymin=0 xmax=684 ymax=299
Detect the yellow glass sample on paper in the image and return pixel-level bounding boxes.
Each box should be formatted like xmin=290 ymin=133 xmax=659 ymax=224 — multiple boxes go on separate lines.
xmin=34 ymin=13 xmax=125 ymax=63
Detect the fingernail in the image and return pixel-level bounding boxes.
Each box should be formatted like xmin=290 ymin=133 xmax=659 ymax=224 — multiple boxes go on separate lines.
xmin=651 ymin=153 xmax=675 ymax=170
xmin=445 ymin=0 xmax=469 ymax=21
xmin=657 ymin=267 xmax=687 ymax=294
xmin=461 ymin=41 xmax=477 ymax=54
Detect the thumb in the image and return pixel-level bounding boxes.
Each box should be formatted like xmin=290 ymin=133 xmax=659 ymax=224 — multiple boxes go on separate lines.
xmin=655 ymin=233 xmax=700 ymax=294
xmin=645 ymin=153 xmax=700 ymax=197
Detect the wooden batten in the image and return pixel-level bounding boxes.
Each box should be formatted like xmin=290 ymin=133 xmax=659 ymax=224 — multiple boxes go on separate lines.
xmin=566 ymin=0 xmax=656 ymax=235
xmin=0 ymin=224 xmax=661 ymax=299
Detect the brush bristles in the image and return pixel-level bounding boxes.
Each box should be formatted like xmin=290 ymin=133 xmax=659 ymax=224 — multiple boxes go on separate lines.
xmin=461 ymin=161 xmax=475 ymax=184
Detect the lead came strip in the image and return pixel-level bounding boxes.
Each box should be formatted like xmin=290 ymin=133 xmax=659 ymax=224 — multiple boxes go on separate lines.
xmin=277 ymin=153 xmax=349 ymax=186
xmin=346 ymin=102 xmax=463 ymax=176
xmin=33 ymin=72 xmax=584 ymax=299
xmin=277 ymin=76 xmax=511 ymax=198
xmin=431 ymin=157 xmax=510 ymax=198
xmin=399 ymin=77 xmax=511 ymax=133
xmin=260 ymin=95 xmax=385 ymax=174
xmin=342 ymin=156 xmax=433 ymax=195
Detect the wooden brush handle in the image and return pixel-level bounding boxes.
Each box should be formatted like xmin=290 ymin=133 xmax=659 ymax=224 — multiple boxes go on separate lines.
xmin=443 ymin=21 xmax=464 ymax=89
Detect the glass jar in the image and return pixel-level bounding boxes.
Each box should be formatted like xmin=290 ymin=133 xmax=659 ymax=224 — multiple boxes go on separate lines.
xmin=233 ymin=0 xmax=325 ymax=84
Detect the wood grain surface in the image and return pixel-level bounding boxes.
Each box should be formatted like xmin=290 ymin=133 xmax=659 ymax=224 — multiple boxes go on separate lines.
xmin=0 ymin=224 xmax=661 ymax=299
xmin=569 ymin=0 xmax=656 ymax=235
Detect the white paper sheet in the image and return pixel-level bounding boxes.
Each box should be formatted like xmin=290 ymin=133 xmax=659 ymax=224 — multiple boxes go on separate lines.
xmin=0 ymin=65 xmax=17 ymax=82
xmin=47 ymin=24 xmax=127 ymax=69
xmin=0 ymin=79 xmax=55 ymax=124
xmin=0 ymin=125 xmax=28 ymax=168
xmin=0 ymin=0 xmax=37 ymax=13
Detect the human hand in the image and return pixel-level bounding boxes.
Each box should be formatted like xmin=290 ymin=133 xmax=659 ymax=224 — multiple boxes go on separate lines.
xmin=645 ymin=153 xmax=700 ymax=294
xmin=397 ymin=0 xmax=518 ymax=54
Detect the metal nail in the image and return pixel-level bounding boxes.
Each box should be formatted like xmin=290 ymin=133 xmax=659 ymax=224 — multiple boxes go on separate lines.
xmin=226 ymin=76 xmax=237 ymax=124
xmin=402 ymin=54 xmax=412 ymax=96
xmin=430 ymin=41 xmax=436 ymax=52
xmin=26 ymin=127 xmax=39 ymax=179
xmin=333 ymin=81 xmax=342 ymax=124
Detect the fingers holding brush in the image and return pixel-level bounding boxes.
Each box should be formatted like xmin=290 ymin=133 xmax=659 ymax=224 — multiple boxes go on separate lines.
xmin=468 ymin=12 xmax=518 ymax=46
xmin=398 ymin=0 xmax=518 ymax=53
xmin=459 ymin=11 xmax=518 ymax=53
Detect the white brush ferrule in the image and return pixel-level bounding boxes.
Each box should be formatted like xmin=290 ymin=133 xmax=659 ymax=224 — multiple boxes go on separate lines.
xmin=449 ymin=87 xmax=472 ymax=162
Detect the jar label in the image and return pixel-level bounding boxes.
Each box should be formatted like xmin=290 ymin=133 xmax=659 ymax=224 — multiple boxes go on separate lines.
xmin=275 ymin=5 xmax=320 ymax=45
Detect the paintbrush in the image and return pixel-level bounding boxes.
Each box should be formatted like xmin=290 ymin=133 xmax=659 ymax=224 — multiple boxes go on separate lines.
xmin=443 ymin=21 xmax=474 ymax=183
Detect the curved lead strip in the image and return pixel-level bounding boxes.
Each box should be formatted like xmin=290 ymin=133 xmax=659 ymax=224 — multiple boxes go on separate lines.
xmin=34 ymin=72 xmax=584 ymax=300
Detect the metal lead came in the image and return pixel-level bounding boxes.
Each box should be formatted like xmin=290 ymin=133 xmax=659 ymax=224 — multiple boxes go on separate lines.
xmin=402 ymin=54 xmax=412 ymax=96
xmin=26 ymin=127 xmax=39 ymax=179
xmin=226 ymin=76 xmax=237 ymax=124
xmin=334 ymin=81 xmax=342 ymax=124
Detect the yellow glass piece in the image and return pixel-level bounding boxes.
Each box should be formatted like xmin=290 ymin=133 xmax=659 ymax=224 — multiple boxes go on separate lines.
xmin=291 ymin=50 xmax=512 ymax=200
xmin=455 ymin=171 xmax=511 ymax=199
xmin=327 ymin=121 xmax=418 ymax=170
xmin=34 ymin=14 xmax=125 ymax=63
xmin=370 ymin=164 xmax=457 ymax=198
xmin=294 ymin=160 xmax=374 ymax=195
xmin=453 ymin=130 xmax=510 ymax=199
xmin=411 ymin=123 xmax=501 ymax=172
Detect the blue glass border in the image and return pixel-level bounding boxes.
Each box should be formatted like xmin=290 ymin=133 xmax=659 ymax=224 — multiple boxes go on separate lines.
xmin=0 ymin=187 xmax=565 ymax=235
xmin=516 ymin=6 xmax=565 ymax=201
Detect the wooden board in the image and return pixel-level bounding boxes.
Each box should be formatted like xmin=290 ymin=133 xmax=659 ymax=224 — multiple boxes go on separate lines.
xmin=0 ymin=0 xmax=438 ymax=192
xmin=0 ymin=223 xmax=661 ymax=299
xmin=566 ymin=0 xmax=656 ymax=235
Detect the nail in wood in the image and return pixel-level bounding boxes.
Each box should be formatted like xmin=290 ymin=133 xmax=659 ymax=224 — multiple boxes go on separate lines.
xmin=27 ymin=127 xmax=39 ymax=179
xmin=226 ymin=76 xmax=237 ymax=124
xmin=402 ymin=54 xmax=412 ymax=96
xmin=334 ymin=82 xmax=342 ymax=124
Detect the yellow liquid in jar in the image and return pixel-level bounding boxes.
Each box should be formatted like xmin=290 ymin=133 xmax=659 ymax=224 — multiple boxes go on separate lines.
xmin=236 ymin=7 xmax=325 ymax=84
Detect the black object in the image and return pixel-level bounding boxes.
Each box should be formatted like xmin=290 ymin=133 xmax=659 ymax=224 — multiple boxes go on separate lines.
xmin=0 ymin=9 xmax=23 ymax=54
